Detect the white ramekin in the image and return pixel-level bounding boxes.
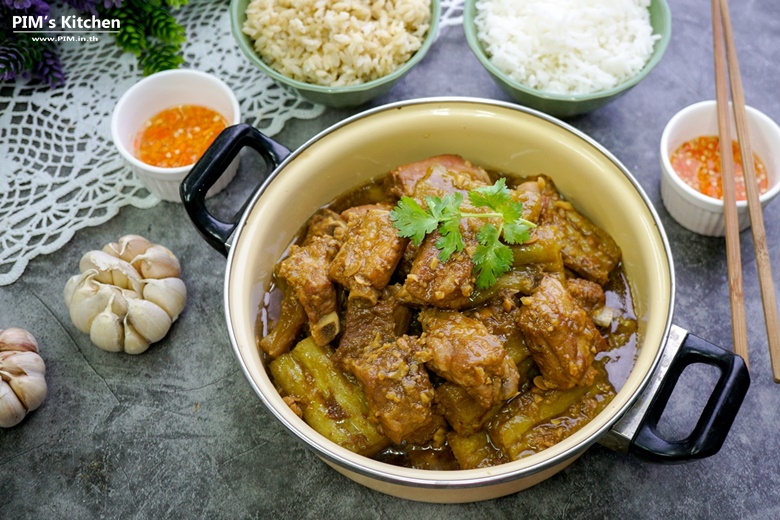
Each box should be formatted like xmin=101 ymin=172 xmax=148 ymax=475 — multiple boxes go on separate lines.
xmin=111 ymin=69 xmax=241 ymax=203
xmin=660 ymin=100 xmax=780 ymax=236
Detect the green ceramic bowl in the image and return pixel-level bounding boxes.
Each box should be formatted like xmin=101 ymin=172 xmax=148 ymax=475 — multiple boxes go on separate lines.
xmin=230 ymin=0 xmax=441 ymax=108
xmin=463 ymin=0 xmax=671 ymax=118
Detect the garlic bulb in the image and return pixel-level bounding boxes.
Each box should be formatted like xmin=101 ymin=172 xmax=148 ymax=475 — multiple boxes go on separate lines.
xmin=0 ymin=328 xmax=47 ymax=428
xmin=64 ymin=234 xmax=187 ymax=354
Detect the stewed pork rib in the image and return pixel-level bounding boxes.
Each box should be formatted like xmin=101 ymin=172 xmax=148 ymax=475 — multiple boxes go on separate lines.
xmin=419 ymin=309 xmax=520 ymax=409
xmin=344 ymin=335 xmax=444 ymax=445
xmin=517 ymin=276 xmax=606 ymax=390
xmin=385 ymin=154 xmax=491 ymax=201
xmin=398 ymin=221 xmax=480 ymax=310
xmin=335 ymin=284 xmax=412 ymax=366
xmin=329 ymin=206 xmax=408 ymax=305
xmin=537 ymin=176 xmax=621 ymax=285
xmin=277 ymin=235 xmax=341 ymax=346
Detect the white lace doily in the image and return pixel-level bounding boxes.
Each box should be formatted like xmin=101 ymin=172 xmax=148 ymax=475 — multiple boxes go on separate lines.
xmin=0 ymin=0 xmax=464 ymax=286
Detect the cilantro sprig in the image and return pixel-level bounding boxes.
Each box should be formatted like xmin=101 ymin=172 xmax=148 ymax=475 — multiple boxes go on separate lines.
xmin=389 ymin=178 xmax=536 ymax=289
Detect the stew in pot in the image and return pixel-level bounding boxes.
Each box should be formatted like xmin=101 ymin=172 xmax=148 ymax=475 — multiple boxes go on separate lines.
xmin=257 ymin=154 xmax=638 ymax=470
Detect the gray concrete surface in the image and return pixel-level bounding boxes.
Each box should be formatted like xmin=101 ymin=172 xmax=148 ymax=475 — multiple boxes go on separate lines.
xmin=3 ymin=1 xmax=780 ymax=518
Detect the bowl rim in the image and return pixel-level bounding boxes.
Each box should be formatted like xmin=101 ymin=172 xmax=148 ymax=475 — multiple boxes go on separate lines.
xmin=221 ymin=97 xmax=676 ymax=490
xmin=111 ymin=68 xmax=241 ymax=176
xmin=659 ymin=99 xmax=780 ymax=209
xmin=462 ymin=0 xmax=672 ymax=103
xmin=229 ymin=0 xmax=442 ymax=95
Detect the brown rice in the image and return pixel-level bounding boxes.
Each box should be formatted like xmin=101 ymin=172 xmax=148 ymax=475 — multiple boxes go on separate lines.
xmin=243 ymin=0 xmax=432 ymax=87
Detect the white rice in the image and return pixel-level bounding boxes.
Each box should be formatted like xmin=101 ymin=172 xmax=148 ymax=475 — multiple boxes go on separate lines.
xmin=474 ymin=0 xmax=660 ymax=95
xmin=243 ymin=0 xmax=431 ymax=87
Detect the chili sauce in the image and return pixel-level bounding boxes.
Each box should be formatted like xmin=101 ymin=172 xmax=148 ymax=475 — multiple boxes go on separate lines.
xmin=670 ymin=135 xmax=769 ymax=200
xmin=134 ymin=105 xmax=228 ymax=168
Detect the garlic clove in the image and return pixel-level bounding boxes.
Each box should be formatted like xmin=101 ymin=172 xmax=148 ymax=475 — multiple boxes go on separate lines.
xmin=1 ymin=350 xmax=46 ymax=378
xmin=0 ymin=382 xmax=27 ymax=428
xmin=591 ymin=306 xmax=614 ymax=328
xmin=131 ymin=245 xmax=181 ymax=279
xmin=64 ymin=270 xmax=94 ymax=310
xmin=11 ymin=373 xmax=47 ymax=413
xmin=68 ymin=281 xmax=125 ymax=335
xmin=4 ymin=353 xmax=47 ymax=411
xmin=123 ymin=322 xmax=151 ymax=355
xmin=0 ymin=328 xmax=39 ymax=354
xmin=142 ymin=278 xmax=187 ymax=321
xmin=67 ymin=277 xmax=110 ymax=333
xmin=126 ymin=299 xmax=172 ymax=344
xmin=89 ymin=309 xmax=124 ymax=352
xmin=109 ymin=287 xmax=136 ymax=317
xmin=103 ymin=234 xmax=153 ymax=263
xmin=79 ymin=250 xmax=142 ymax=291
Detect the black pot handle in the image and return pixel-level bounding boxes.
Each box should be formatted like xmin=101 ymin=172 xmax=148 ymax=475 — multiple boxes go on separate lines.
xmin=629 ymin=332 xmax=750 ymax=462
xmin=180 ymin=123 xmax=291 ymax=256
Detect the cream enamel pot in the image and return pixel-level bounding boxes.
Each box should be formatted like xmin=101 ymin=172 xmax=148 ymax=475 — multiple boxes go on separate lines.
xmin=180 ymin=98 xmax=749 ymax=503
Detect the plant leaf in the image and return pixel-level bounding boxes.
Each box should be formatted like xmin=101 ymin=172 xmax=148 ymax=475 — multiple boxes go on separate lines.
xmin=435 ymin=217 xmax=464 ymax=261
xmin=390 ymin=196 xmax=440 ymax=246
xmin=469 ymin=177 xmax=511 ymax=209
xmin=503 ymin=219 xmax=534 ymax=245
xmin=473 ymin=224 xmax=513 ymax=289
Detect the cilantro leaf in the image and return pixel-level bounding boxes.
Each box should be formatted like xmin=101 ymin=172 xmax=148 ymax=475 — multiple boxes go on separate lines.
xmin=390 ymin=177 xmax=537 ymax=289
xmin=469 ymin=178 xmax=530 ymax=243
xmin=503 ymin=219 xmax=534 ymax=244
xmin=469 ymin=177 xmax=511 ymax=210
xmin=495 ymin=199 xmax=524 ymax=226
xmin=436 ymin=216 xmax=465 ymax=261
xmin=426 ymin=193 xmax=464 ymax=261
xmin=473 ymin=224 xmax=514 ymax=289
xmin=427 ymin=192 xmax=463 ymax=225
xmin=389 ymin=196 xmax=440 ymax=245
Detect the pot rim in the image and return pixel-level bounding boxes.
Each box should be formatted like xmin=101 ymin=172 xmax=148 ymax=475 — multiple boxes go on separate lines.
xmin=221 ymin=97 xmax=676 ymax=488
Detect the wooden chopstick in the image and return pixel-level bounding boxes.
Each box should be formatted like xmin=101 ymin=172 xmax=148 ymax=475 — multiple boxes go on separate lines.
xmin=710 ymin=0 xmax=748 ymax=368
xmin=717 ymin=0 xmax=780 ymax=381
